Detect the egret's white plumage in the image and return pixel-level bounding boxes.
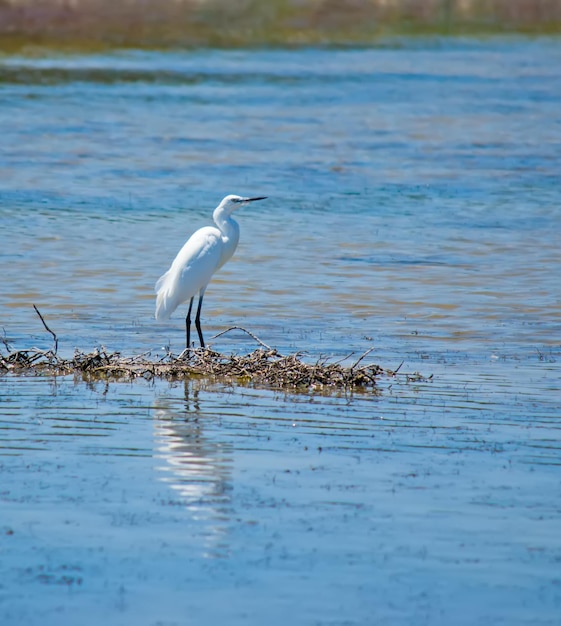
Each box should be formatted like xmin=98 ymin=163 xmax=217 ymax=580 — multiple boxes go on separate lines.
xmin=155 ymin=194 xmax=267 ymax=349
xmin=155 ymin=225 xmax=232 ymax=322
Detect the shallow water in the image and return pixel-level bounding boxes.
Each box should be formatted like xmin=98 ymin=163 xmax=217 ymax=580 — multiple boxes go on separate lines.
xmin=1 ymin=39 xmax=561 ymax=624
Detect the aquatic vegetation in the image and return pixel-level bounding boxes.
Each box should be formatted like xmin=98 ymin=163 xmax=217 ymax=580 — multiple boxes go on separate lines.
xmin=1 ymin=0 xmax=560 ymax=52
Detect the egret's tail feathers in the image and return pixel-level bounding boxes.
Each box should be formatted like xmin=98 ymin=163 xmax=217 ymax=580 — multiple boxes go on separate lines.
xmin=155 ymin=271 xmax=178 ymax=321
xmin=155 ymin=271 xmax=169 ymax=294
xmin=155 ymin=292 xmax=172 ymax=321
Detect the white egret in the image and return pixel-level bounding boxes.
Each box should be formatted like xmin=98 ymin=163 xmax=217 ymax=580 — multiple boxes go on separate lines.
xmin=155 ymin=194 xmax=267 ymax=349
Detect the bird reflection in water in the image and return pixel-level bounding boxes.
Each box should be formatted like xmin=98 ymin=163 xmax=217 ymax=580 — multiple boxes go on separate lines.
xmin=153 ymin=380 xmax=233 ymax=556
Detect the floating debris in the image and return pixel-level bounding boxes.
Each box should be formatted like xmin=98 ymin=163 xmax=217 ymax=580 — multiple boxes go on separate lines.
xmin=0 ymin=307 xmax=429 ymax=392
xmin=0 ymin=344 xmax=385 ymax=392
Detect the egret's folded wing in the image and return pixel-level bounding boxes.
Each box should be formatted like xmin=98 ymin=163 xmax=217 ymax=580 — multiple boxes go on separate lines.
xmin=155 ymin=227 xmax=222 ymax=321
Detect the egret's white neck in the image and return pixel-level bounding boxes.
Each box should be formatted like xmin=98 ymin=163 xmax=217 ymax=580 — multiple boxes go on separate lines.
xmin=213 ymin=207 xmax=240 ymax=269
xmin=213 ymin=206 xmax=239 ymax=239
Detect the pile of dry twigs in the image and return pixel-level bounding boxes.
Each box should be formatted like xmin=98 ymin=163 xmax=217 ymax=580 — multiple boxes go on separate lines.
xmin=0 ymin=348 xmax=383 ymax=389
xmin=0 ymin=345 xmax=383 ymax=391
xmin=0 ymin=308 xmax=390 ymax=392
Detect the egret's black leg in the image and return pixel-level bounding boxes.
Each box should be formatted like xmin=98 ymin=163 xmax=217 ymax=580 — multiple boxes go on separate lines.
xmin=185 ymin=297 xmax=194 ymax=350
xmin=195 ymin=294 xmax=205 ymax=348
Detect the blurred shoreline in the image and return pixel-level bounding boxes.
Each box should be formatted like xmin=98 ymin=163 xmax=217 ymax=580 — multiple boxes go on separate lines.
xmin=1 ymin=0 xmax=561 ymax=51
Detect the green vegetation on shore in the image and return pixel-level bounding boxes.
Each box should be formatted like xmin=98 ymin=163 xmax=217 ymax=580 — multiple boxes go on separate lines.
xmin=1 ymin=0 xmax=560 ymax=52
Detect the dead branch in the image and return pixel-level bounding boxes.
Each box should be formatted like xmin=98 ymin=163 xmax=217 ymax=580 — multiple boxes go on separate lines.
xmin=350 ymin=347 xmax=375 ymax=371
xmin=211 ymin=326 xmax=272 ymax=351
xmin=33 ymin=304 xmax=58 ymax=355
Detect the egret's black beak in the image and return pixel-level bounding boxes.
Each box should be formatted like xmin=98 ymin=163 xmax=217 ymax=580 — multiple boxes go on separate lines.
xmin=245 ymin=196 xmax=267 ymax=202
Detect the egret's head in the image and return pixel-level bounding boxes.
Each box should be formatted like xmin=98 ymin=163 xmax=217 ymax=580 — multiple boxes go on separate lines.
xmin=219 ymin=194 xmax=267 ymax=215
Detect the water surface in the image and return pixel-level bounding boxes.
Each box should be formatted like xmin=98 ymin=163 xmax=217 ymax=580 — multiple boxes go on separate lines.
xmin=1 ymin=39 xmax=560 ymax=624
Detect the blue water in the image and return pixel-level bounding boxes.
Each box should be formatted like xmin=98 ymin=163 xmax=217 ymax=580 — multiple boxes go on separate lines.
xmin=1 ymin=39 xmax=560 ymax=625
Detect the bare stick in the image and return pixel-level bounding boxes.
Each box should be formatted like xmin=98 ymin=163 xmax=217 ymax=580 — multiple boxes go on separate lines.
xmin=330 ymin=351 xmax=356 ymax=367
xmin=122 ymin=350 xmax=152 ymax=363
xmin=350 ymin=347 xmax=375 ymax=371
xmin=1 ymin=327 xmax=12 ymax=352
xmin=176 ymin=348 xmax=191 ymax=361
xmin=211 ymin=326 xmax=272 ymax=351
xmin=33 ymin=305 xmax=58 ymax=354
